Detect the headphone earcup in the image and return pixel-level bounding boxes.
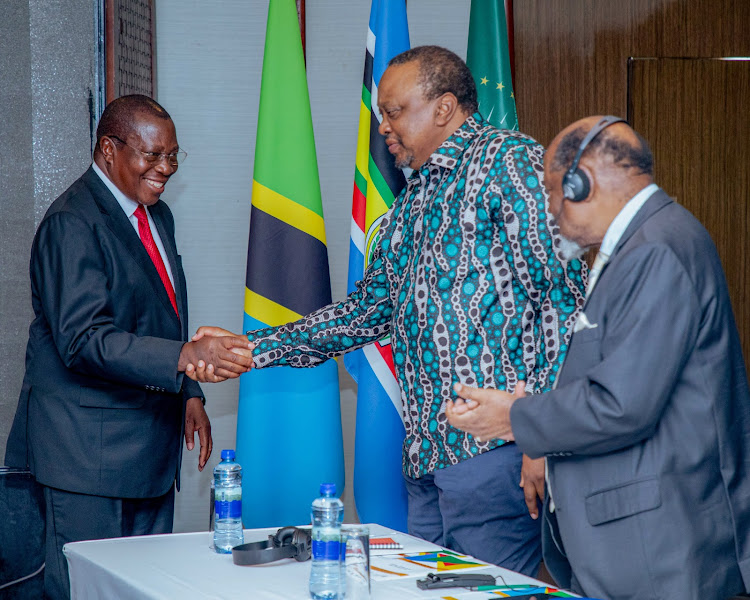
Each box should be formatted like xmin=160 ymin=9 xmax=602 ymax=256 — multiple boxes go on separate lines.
xmin=562 ymin=168 xmax=590 ymax=202
xmin=274 ymin=526 xmax=297 ymax=546
xmin=292 ymin=528 xmax=312 ymax=562
xmin=273 ymin=526 xmax=312 ymax=562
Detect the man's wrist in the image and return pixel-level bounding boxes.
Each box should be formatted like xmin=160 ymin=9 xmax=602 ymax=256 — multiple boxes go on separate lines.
xmin=186 ymin=395 xmax=206 ymax=407
xmin=177 ymin=342 xmax=191 ymax=372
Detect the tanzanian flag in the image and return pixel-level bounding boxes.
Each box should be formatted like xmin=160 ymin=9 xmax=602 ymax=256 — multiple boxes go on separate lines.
xmin=345 ymin=0 xmax=409 ymax=531
xmin=238 ymin=0 xmax=344 ymax=528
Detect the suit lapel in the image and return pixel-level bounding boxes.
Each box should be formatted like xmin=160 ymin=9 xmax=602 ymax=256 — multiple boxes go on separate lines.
xmin=82 ymin=167 xmax=181 ymax=325
xmin=594 ymin=189 xmax=673 ymax=285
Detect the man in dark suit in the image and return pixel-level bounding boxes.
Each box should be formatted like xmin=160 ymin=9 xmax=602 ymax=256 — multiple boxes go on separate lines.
xmin=446 ymin=116 xmax=750 ymax=600
xmin=5 ymin=95 xmax=253 ymax=599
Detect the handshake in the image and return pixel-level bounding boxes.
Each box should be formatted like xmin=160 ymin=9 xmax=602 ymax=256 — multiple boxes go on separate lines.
xmin=177 ymin=326 xmax=255 ymax=383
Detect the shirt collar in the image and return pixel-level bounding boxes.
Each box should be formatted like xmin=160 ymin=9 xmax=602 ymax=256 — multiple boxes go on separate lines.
xmin=419 ymin=112 xmax=487 ymax=173
xmin=599 ymin=183 xmax=659 ymax=257
xmin=92 ymin=161 xmax=141 ymax=219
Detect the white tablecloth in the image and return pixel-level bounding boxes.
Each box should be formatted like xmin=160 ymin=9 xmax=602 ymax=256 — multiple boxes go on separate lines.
xmin=64 ymin=524 xmax=552 ymax=599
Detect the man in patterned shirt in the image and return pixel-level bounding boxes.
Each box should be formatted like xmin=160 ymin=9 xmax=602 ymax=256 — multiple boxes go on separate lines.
xmin=192 ymin=46 xmax=585 ymax=575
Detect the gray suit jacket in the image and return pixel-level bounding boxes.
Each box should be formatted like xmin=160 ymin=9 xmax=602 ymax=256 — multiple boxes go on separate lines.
xmin=6 ymin=167 xmax=203 ymax=499
xmin=511 ymin=190 xmax=750 ymax=600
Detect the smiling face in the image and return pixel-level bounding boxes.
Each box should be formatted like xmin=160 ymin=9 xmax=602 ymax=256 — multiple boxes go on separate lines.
xmin=104 ymin=112 xmax=179 ymax=206
xmin=376 ymin=61 xmax=445 ymax=170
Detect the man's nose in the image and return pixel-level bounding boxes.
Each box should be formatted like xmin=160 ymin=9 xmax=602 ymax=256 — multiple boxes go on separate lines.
xmin=154 ymin=157 xmax=177 ymax=175
xmin=378 ymin=117 xmax=390 ymax=137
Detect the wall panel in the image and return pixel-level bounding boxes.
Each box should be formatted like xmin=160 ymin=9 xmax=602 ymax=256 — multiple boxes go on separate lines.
xmin=513 ymin=0 xmax=750 ymax=146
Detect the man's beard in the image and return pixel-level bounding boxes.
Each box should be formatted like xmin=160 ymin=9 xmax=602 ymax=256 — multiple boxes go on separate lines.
xmin=394 ymin=153 xmax=414 ymax=169
xmin=557 ymin=235 xmax=586 ymax=261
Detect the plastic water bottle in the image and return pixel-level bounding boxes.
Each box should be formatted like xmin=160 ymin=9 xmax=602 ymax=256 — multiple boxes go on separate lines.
xmin=309 ymin=482 xmax=344 ymax=599
xmin=213 ymin=449 xmax=244 ymax=553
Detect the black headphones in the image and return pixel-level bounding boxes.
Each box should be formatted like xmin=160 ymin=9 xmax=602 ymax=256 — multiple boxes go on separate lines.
xmin=562 ymin=115 xmax=627 ymax=202
xmin=232 ymin=526 xmax=312 ymax=565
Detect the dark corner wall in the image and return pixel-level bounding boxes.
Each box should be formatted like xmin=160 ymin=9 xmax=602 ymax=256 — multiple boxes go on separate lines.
xmin=0 ymin=0 xmax=97 ymax=457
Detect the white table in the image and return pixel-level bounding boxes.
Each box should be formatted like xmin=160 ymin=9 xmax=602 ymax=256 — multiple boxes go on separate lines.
xmin=64 ymin=524 xmax=559 ymax=599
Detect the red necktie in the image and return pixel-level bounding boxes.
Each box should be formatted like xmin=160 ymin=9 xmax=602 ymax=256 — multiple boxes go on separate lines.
xmin=134 ymin=205 xmax=179 ymax=316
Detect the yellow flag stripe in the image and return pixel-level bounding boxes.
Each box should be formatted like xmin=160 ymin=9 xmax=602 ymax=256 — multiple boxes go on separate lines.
xmin=355 ymin=100 xmax=371 ymax=179
xmin=244 ymin=287 xmax=302 ymax=328
xmin=354 ymin=100 xmax=391 ymax=230
xmin=364 ymin=168 xmax=389 ymax=228
xmin=252 ymin=180 xmax=327 ymax=245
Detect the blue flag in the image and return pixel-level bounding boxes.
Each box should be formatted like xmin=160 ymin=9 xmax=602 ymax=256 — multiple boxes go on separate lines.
xmin=345 ymin=0 xmax=410 ymax=531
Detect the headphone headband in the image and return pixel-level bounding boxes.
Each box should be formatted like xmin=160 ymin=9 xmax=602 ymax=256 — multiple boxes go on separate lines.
xmin=566 ymin=115 xmax=626 ymax=179
xmin=232 ymin=526 xmax=312 ymax=565
xmin=562 ymin=115 xmax=627 ymax=202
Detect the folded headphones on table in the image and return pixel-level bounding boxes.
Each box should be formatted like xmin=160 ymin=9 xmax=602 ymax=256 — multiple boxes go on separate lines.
xmin=232 ymin=526 xmax=312 ymax=566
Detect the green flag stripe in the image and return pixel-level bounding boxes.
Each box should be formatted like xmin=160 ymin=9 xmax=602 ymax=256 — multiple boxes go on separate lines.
xmin=368 ymin=111 xmax=406 ymax=204
xmin=368 ymin=155 xmax=398 ymax=209
xmin=361 ymin=84 xmax=372 ymax=113
xmin=252 ymin=0 xmax=324 ymax=217
xmin=354 ymin=167 xmax=368 ymax=199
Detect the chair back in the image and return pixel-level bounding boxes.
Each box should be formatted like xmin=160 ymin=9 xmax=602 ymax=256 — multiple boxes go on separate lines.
xmin=0 ymin=467 xmax=45 ymax=599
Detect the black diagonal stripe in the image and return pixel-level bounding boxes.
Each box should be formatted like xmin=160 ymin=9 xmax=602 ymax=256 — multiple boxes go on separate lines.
xmin=363 ymin=50 xmax=373 ymax=95
xmin=369 ymin=110 xmax=407 ymax=200
xmin=245 ymin=208 xmax=333 ymax=316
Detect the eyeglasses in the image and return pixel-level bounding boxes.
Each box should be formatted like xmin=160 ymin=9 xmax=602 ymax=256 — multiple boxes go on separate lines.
xmin=108 ymin=135 xmax=187 ymax=166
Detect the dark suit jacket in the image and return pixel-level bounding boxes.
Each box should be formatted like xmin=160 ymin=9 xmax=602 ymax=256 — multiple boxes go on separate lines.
xmin=511 ymin=190 xmax=750 ymax=600
xmin=6 ymin=166 xmax=202 ymax=499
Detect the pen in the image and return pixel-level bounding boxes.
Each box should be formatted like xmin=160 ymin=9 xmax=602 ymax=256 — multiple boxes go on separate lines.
xmin=468 ymin=585 xmax=502 ymax=591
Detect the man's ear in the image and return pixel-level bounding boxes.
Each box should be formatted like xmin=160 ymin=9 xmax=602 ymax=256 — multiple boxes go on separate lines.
xmin=99 ymin=136 xmax=116 ymax=165
xmin=434 ymin=92 xmax=458 ymax=126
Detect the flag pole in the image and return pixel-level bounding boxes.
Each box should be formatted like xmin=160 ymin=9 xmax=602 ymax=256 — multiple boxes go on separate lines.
xmin=296 ymin=0 xmax=306 ymax=61
xmin=506 ymin=0 xmax=515 ymax=90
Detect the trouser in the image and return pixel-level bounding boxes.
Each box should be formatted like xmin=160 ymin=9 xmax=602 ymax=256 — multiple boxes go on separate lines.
xmin=403 ymin=443 xmax=542 ymax=576
xmin=43 ymin=484 xmax=175 ymax=600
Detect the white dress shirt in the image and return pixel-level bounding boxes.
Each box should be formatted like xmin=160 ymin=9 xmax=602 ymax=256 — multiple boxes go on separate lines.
xmin=92 ymin=162 xmax=175 ymax=287
xmin=586 ymin=183 xmax=659 ymax=298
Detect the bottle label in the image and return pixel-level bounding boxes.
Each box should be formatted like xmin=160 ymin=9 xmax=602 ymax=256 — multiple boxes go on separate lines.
xmin=312 ymin=539 xmax=341 ymax=561
xmin=215 ymin=499 xmax=242 ymax=520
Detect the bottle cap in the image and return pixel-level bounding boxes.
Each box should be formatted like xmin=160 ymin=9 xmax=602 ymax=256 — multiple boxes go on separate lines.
xmin=221 ymin=449 xmax=235 ymax=460
xmin=320 ymin=482 xmax=336 ymax=496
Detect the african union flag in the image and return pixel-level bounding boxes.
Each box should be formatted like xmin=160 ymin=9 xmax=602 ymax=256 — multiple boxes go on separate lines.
xmin=345 ymin=0 xmax=409 ymax=531
xmin=467 ymin=0 xmax=518 ymax=130
xmin=237 ymin=0 xmax=344 ymax=528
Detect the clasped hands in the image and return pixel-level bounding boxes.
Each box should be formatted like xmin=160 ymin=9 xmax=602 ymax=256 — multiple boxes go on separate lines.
xmin=448 ymin=381 xmax=545 ymax=519
xmin=179 ymin=326 xmax=255 ymax=383
xmin=446 ymin=380 xmax=526 ymax=442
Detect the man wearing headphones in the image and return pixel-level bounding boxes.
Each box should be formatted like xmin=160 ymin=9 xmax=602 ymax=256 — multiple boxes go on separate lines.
xmin=447 ymin=116 xmax=750 ymax=600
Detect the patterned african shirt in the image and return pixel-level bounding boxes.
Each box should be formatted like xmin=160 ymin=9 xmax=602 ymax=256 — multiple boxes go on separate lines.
xmin=250 ymin=114 xmax=586 ymax=479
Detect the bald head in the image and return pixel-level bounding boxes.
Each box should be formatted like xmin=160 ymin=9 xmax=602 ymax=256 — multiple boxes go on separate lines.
xmin=543 ymin=116 xmax=656 ymax=250
xmin=548 ymin=116 xmax=653 ymax=179
xmin=95 ymin=95 xmax=172 ymax=155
